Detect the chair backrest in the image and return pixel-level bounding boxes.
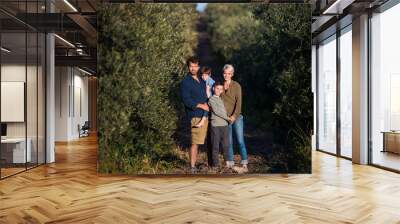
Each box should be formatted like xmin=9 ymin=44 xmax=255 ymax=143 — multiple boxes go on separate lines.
xmin=82 ymin=121 xmax=90 ymax=129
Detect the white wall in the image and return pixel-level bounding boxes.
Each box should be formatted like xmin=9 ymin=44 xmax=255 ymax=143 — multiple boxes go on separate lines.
xmin=1 ymin=65 xmax=27 ymax=141
xmin=55 ymin=66 xmax=69 ymax=141
xmin=55 ymin=66 xmax=89 ymax=141
xmin=1 ymin=65 xmax=39 ymax=138
xmin=71 ymin=72 xmax=89 ymax=138
xmin=1 ymin=63 xmax=46 ymax=164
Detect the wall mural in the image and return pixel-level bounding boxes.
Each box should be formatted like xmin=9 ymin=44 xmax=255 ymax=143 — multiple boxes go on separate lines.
xmin=97 ymin=3 xmax=312 ymax=175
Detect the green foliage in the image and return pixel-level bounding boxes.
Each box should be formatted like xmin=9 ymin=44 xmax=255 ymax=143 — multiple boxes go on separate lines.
xmin=204 ymin=4 xmax=262 ymax=60
xmin=205 ymin=4 xmax=312 ymax=173
xmin=97 ymin=4 xmax=198 ymax=174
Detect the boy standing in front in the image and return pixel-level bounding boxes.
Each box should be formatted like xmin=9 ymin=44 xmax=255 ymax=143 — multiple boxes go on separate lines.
xmin=208 ymin=81 xmax=232 ymax=170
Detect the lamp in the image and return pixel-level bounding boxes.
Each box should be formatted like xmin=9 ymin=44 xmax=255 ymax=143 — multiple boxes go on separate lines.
xmin=1 ymin=47 xmax=11 ymax=53
xmin=63 ymin=0 xmax=78 ymax=12
xmin=78 ymin=67 xmax=93 ymax=76
xmin=322 ymin=0 xmax=355 ymax=15
xmin=54 ymin=34 xmax=75 ymax=48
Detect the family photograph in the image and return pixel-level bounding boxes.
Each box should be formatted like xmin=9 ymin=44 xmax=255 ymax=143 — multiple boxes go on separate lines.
xmin=98 ymin=3 xmax=312 ymax=175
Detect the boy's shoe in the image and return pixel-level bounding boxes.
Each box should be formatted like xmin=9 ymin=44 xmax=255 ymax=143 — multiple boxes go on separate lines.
xmin=220 ymin=166 xmax=234 ymax=174
xmin=208 ymin=166 xmax=220 ymax=174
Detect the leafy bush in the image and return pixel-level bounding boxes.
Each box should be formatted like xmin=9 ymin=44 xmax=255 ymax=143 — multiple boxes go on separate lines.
xmin=97 ymin=4 xmax=198 ymax=174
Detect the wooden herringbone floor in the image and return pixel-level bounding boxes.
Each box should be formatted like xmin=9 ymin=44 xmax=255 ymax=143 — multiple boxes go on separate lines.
xmin=0 ymin=136 xmax=400 ymax=224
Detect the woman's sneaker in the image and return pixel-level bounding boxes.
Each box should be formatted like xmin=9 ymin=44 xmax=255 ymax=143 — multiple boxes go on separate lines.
xmin=225 ymin=161 xmax=234 ymax=168
xmin=233 ymin=165 xmax=248 ymax=174
xmin=241 ymin=165 xmax=248 ymax=173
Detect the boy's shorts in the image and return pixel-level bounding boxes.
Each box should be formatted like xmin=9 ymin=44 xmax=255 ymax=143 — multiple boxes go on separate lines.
xmin=190 ymin=117 xmax=209 ymax=145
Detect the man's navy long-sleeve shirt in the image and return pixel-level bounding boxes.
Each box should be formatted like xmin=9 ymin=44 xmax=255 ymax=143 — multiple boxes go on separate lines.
xmin=180 ymin=74 xmax=208 ymax=120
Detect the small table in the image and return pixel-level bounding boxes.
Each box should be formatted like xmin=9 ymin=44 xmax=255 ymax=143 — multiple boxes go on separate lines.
xmin=381 ymin=131 xmax=400 ymax=154
xmin=1 ymin=138 xmax=32 ymax=164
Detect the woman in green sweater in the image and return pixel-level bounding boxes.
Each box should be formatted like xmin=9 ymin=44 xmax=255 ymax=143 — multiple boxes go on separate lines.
xmin=221 ymin=64 xmax=248 ymax=173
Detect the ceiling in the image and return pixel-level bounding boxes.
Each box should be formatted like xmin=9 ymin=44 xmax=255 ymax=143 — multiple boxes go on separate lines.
xmin=3 ymin=0 xmax=386 ymax=73
xmin=1 ymin=0 xmax=97 ymax=73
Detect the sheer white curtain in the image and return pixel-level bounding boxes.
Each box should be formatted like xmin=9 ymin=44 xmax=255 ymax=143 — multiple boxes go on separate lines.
xmin=340 ymin=27 xmax=352 ymax=158
xmin=318 ymin=35 xmax=337 ymax=154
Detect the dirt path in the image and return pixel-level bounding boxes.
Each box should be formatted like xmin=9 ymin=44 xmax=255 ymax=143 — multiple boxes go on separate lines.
xmin=196 ymin=16 xmax=220 ymax=74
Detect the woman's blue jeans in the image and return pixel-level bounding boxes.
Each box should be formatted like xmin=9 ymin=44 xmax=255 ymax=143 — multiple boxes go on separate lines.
xmin=227 ymin=115 xmax=248 ymax=165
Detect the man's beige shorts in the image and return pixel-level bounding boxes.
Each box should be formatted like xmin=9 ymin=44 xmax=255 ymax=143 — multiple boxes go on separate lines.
xmin=190 ymin=117 xmax=208 ymax=145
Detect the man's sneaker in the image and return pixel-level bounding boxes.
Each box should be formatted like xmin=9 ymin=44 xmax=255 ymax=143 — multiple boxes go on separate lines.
xmin=190 ymin=166 xmax=198 ymax=174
